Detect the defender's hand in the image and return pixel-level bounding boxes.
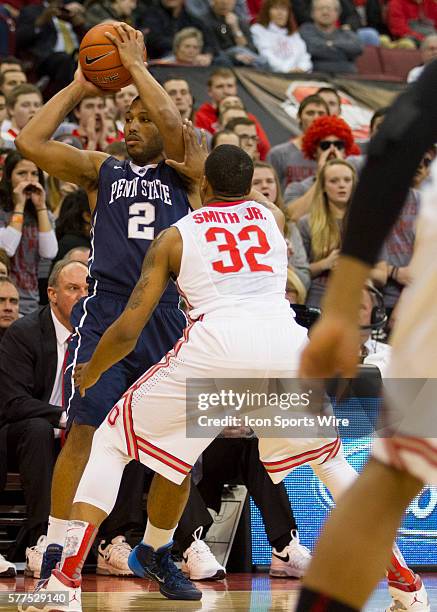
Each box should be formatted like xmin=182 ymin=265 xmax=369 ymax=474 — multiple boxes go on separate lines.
xmin=165 ymin=120 xmax=208 ymax=181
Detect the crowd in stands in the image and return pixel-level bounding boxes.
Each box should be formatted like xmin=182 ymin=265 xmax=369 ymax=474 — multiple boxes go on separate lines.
xmin=0 ymin=0 xmax=436 ymax=583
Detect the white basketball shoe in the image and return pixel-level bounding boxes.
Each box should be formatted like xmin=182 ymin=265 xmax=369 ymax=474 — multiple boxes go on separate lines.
xmin=270 ymin=530 xmax=312 ymax=578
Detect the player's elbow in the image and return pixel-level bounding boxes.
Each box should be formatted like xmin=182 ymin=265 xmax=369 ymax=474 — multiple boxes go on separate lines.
xmin=158 ymin=107 xmax=181 ymax=132
xmin=15 ymin=131 xmax=35 ymax=158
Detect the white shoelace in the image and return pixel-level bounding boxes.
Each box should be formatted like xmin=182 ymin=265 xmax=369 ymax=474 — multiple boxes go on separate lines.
xmin=104 ymin=538 xmax=132 ymax=568
xmin=29 ymin=535 xmax=47 ymax=555
xmin=187 ymin=539 xmax=216 ymax=562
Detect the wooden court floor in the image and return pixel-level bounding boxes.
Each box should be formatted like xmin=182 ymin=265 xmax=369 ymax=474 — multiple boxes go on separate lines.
xmin=1 ymin=573 xmax=437 ymax=611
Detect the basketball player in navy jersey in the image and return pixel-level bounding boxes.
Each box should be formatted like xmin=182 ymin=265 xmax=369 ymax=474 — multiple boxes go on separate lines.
xmin=16 ymin=23 xmax=201 ymax=598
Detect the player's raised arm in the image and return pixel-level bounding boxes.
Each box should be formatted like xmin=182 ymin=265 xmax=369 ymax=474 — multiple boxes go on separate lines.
xmin=106 ymin=23 xmax=184 ymax=163
xmin=15 ymin=67 xmax=108 ymax=202
xmin=77 ymin=227 xmax=180 ymax=395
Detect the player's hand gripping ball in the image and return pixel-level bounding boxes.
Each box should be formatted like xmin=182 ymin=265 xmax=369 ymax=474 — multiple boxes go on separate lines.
xmin=79 ymin=22 xmax=147 ymax=91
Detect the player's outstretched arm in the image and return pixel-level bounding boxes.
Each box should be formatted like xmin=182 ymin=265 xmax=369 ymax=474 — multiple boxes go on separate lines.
xmin=106 ymin=23 xmax=184 ymax=163
xmin=15 ymin=66 xmax=108 ymax=200
xmin=77 ymin=227 xmax=180 ymax=396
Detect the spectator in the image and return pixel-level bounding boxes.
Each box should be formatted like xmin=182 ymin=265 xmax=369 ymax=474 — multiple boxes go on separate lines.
xmin=335 ymin=0 xmax=381 ymax=46
xmin=284 ymin=114 xmax=356 ymax=220
xmin=163 ymin=78 xmax=194 ymax=120
xmin=0 ymin=249 xmax=11 ymax=278
xmin=1 ymin=84 xmax=43 ymax=149
xmin=185 ymin=0 xmax=250 ymax=23
xmin=317 ymin=86 xmax=341 ymax=115
xmin=0 ymin=151 xmax=58 ymax=314
xmin=297 ymin=158 xmax=357 ymax=306
xmin=0 ymin=57 xmax=24 ymax=74
xmin=162 ymin=78 xmax=212 ymax=147
xmin=63 ymin=245 xmax=90 ymax=266
xmin=341 ymin=0 xmax=386 ymax=39
xmin=221 ymin=106 xmax=248 ymax=127
xmin=251 ymin=0 xmax=312 ymax=73
xmin=217 ymin=93 xmax=245 ymax=113
xmin=201 ymin=0 xmax=269 ymax=67
xmin=195 ymin=69 xmax=271 ymax=159
xmin=412 ymin=145 xmax=436 ymax=189
xmin=160 ymin=27 xmax=212 ymax=65
xmin=114 ymin=84 xmax=138 ymax=132
xmin=139 ymin=0 xmax=212 ymax=62
xmin=104 ymin=140 xmax=129 ymax=160
xmin=103 ymin=95 xmax=117 ymax=122
xmin=0 ymin=277 xmax=19 ymax=342
xmin=0 ymin=69 xmax=27 ymax=97
xmin=0 ymin=92 xmax=6 ymax=126
xmin=84 ymin=0 xmax=138 ymax=30
xmin=211 ymin=129 xmax=240 ymax=147
xmin=300 ymin=0 xmax=363 ymax=73
xmin=52 ymin=189 xmax=91 ymax=266
xmin=226 ymin=116 xmax=259 ymax=160
xmin=16 ymin=1 xmax=85 ymax=92
xmin=286 ymin=266 xmax=308 ymax=303
xmin=252 ymin=160 xmax=311 ymax=290
xmin=407 ymin=33 xmax=437 ymax=81
xmin=46 ymin=176 xmax=78 ymax=220
xmin=387 ymin=0 xmax=437 ymax=47
xmin=268 ymin=94 xmax=329 ymax=190
xmin=381 ymin=185 xmax=421 ymax=319
xmin=71 ymin=96 xmax=109 ymax=151
xmin=359 ymin=283 xmax=391 ymax=377
xmin=0 ymin=260 xmax=87 ymax=562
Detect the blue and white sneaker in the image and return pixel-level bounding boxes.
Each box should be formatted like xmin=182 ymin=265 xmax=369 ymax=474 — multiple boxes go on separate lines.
xmin=128 ymin=541 xmax=202 ymax=601
xmin=39 ymin=543 xmax=63 ymax=580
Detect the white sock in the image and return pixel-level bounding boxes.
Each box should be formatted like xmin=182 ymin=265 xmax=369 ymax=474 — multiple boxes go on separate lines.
xmin=143 ymin=521 xmax=177 ymax=551
xmin=46 ymin=516 xmax=69 ymax=547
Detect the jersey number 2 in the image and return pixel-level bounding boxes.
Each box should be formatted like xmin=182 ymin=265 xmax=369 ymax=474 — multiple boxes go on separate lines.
xmin=128 ymin=202 xmax=155 ymax=240
xmin=205 ymin=225 xmax=273 ymax=274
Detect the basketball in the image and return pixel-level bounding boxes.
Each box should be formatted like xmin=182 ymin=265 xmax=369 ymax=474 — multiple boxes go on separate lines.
xmin=79 ymin=23 xmax=147 ymax=91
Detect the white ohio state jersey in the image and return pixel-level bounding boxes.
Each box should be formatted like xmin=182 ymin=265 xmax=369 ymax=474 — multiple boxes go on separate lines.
xmin=173 ymin=200 xmax=289 ymax=320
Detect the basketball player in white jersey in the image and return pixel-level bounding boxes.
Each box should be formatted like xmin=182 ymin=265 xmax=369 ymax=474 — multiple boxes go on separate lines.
xmin=293 ymin=63 xmax=437 ymax=612
xmin=31 ymin=129 xmax=424 ymax=611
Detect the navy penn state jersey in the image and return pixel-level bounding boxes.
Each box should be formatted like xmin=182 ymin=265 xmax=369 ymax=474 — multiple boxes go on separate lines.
xmin=88 ymin=157 xmax=191 ymax=302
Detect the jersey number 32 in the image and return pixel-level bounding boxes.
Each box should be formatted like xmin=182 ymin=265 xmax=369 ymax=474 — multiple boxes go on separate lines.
xmin=206 ymin=225 xmax=273 ymax=274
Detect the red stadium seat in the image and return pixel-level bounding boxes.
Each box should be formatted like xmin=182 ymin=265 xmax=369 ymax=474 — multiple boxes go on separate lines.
xmin=379 ymin=48 xmax=422 ymax=81
xmin=356 ymin=45 xmax=384 ymax=76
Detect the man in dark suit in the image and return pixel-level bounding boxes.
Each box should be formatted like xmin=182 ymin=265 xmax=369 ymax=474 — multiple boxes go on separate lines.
xmin=16 ymin=0 xmax=86 ymax=92
xmin=0 ymin=259 xmax=88 ymax=561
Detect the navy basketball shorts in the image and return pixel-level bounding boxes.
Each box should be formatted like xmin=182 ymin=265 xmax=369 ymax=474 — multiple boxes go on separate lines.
xmin=64 ymin=291 xmax=186 ymax=429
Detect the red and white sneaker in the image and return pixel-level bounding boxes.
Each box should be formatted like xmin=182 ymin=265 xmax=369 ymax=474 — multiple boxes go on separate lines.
xmin=386 ymin=574 xmax=430 ymax=611
xmin=18 ymin=568 xmax=81 ymax=612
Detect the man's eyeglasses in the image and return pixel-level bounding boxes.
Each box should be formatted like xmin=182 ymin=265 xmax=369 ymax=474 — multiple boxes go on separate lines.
xmin=319 ymin=140 xmax=346 ymax=151
xmin=239 ymin=134 xmax=258 ymax=143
